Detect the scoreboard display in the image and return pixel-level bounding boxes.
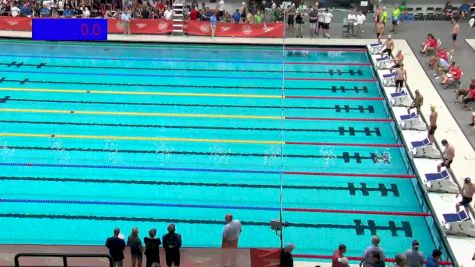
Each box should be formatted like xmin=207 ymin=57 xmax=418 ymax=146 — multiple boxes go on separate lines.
xmin=32 ymin=18 xmax=108 ymax=41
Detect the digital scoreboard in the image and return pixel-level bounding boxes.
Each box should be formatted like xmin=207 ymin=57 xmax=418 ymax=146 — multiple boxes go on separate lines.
xmin=32 ymin=18 xmax=108 ymax=41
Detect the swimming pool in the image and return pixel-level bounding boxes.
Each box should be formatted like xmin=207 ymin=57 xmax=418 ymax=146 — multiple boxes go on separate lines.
xmin=0 ymin=39 xmax=450 ymax=261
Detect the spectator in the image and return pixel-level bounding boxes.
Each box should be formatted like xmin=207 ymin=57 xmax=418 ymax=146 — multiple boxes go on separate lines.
xmin=391 ymin=5 xmax=400 ymax=33
xmin=381 ymin=35 xmax=394 ymax=58
xmin=246 ymin=11 xmax=253 ymax=24
xmin=82 ymin=5 xmax=90 ymax=17
xmin=264 ymin=8 xmax=274 ymax=23
xmin=355 ymin=10 xmax=366 ymax=37
xmin=376 ymin=21 xmax=384 ymax=43
xmin=360 ymin=235 xmax=385 ymax=267
xmin=451 ymin=18 xmax=460 ymax=51
xmin=239 ymin=1 xmax=247 ymax=22
xmin=440 ymin=62 xmax=462 ymax=89
xmin=428 ymin=105 xmax=438 ymax=144
xmin=10 ymin=2 xmax=20 ymax=17
xmin=316 ymin=7 xmax=325 ymax=36
xmin=21 ymin=2 xmax=33 ymax=17
xmin=280 ymin=243 xmax=295 ymax=267
xmin=408 ymin=90 xmax=423 ymax=115
xmin=381 ymin=6 xmax=388 ymax=26
xmin=210 ymin=12 xmax=217 ymax=38
xmin=395 ymin=63 xmax=407 ymax=93
xmin=395 ymin=253 xmax=407 ymax=267
xmin=127 ymin=227 xmax=143 ymax=267
xmin=404 ymin=240 xmax=424 ymax=267
xmin=470 ymin=113 xmax=475 ymax=129
xmin=462 ymin=86 xmax=475 ymax=109
xmin=222 ymin=213 xmax=242 ymax=248
xmin=295 ymin=11 xmax=303 ymax=38
xmin=164 ymin=6 xmax=173 ymax=20
xmin=426 ymin=249 xmax=442 ymax=267
xmin=144 ymin=228 xmax=161 ymax=267
xmin=456 ymin=177 xmax=475 ymax=213
xmin=154 ymin=0 xmax=165 ymax=13
xmin=189 ymin=6 xmax=199 ymax=20
xmin=370 ymin=251 xmax=385 ymax=267
xmin=254 ymin=9 xmax=263 ymax=23
xmin=120 ymin=8 xmax=131 ymax=36
xmin=437 ymin=139 xmax=455 ymax=172
xmin=374 ymin=6 xmax=381 ymax=33
xmin=39 ymin=4 xmax=51 ymax=17
xmin=63 ymin=4 xmax=73 ymax=17
xmin=347 ymin=9 xmax=356 ymax=36
xmin=458 ymin=1 xmax=470 ymax=20
xmin=428 ymin=48 xmax=448 ymax=70
xmin=286 ymin=4 xmax=295 ymax=29
xmin=309 ymin=6 xmax=318 ymax=37
xmin=105 ymin=228 xmax=126 ymax=267
xmin=216 ymin=0 xmax=224 ymax=20
xmin=332 ymin=244 xmax=349 ymax=267
xmin=232 ymin=8 xmax=240 ymax=23
xmin=163 ymin=224 xmax=182 ymax=267
xmin=420 ymin=34 xmax=438 ymax=55
xmin=274 ymin=6 xmax=283 ymax=22
xmin=323 ymin=8 xmax=332 ymax=38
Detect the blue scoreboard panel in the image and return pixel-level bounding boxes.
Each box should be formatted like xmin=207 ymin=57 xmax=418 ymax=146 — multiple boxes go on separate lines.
xmin=32 ymin=18 xmax=108 ymax=41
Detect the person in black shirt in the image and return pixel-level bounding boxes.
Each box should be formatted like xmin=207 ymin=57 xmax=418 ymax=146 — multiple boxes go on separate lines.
xmin=105 ymin=228 xmax=126 ymax=267
xmin=295 ymin=12 xmax=304 ymax=38
xmin=162 ymin=224 xmax=182 ymax=267
xmin=144 ymin=228 xmax=161 ymax=267
xmin=281 ymin=243 xmax=295 ymax=267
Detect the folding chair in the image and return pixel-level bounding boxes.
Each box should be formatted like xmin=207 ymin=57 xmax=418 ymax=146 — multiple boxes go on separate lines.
xmin=434 ymin=7 xmax=444 ymax=20
xmin=415 ymin=7 xmax=424 ymax=20
xmin=425 ymin=7 xmax=435 ymax=20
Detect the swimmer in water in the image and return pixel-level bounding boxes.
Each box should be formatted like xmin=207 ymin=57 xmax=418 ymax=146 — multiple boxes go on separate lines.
xmin=371 ymin=152 xmax=391 ymax=164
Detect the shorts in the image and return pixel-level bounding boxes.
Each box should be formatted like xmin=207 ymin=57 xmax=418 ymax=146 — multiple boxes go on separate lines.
xmin=287 ymin=15 xmax=294 ymax=25
xmin=392 ymin=63 xmax=401 ymax=69
xmin=459 ymin=196 xmax=473 ymax=207
xmin=392 ymin=19 xmax=398 ymax=25
xmin=452 ymin=33 xmax=457 ymax=41
xmin=322 ymin=23 xmax=329 ymax=29
xmin=165 ymin=250 xmax=180 ymax=267
xmin=395 ymin=79 xmax=404 ymax=88
xmin=382 ymin=48 xmax=392 ymax=55
xmin=428 ymin=125 xmax=437 ymax=135
xmin=318 ymin=21 xmax=324 ymax=28
xmin=441 ymin=159 xmax=453 ymax=168
xmin=310 ymin=22 xmax=317 ymax=29
xmin=377 ymin=32 xmax=382 ymax=38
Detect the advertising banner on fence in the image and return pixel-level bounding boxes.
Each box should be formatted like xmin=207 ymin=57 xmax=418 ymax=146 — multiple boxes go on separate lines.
xmin=0 ymin=17 xmax=32 ymax=31
xmin=107 ymin=18 xmax=172 ymax=34
xmin=250 ymin=248 xmax=281 ymax=267
xmin=184 ymin=21 xmax=284 ymax=38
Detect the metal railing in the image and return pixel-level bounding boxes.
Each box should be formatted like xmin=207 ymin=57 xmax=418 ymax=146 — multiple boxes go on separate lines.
xmin=14 ymin=253 xmax=113 ymax=267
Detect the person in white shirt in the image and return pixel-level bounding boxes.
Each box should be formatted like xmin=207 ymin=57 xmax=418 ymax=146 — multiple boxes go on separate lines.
xmin=356 ymin=10 xmax=366 ymax=37
xmin=221 ymin=214 xmax=242 ymax=267
xmin=10 ymin=4 xmax=21 ymax=17
xmin=347 ymin=9 xmax=356 ymax=36
xmin=217 ymin=0 xmax=224 ymax=20
xmin=316 ymin=8 xmax=325 ymax=36
xmin=120 ymin=8 xmax=131 ymax=36
xmin=81 ymin=5 xmax=90 ymax=17
xmin=323 ymin=8 xmax=332 ymax=38
xmin=164 ymin=6 xmax=173 ymax=20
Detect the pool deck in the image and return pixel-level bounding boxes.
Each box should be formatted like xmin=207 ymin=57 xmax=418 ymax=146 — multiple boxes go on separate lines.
xmin=466 ymin=39 xmax=475 ymax=51
xmin=0 ymin=31 xmax=474 ymax=267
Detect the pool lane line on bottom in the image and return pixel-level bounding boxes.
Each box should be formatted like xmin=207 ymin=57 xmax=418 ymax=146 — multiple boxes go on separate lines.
xmin=0 ymin=108 xmax=392 ymax=122
xmin=0 ymin=213 xmax=414 ymax=238
xmin=1 ymin=97 xmax=376 ymax=113
xmin=0 ymin=87 xmax=385 ymax=101
xmin=0 ymin=78 xmax=372 ymax=93
xmin=0 ymin=176 xmax=400 ymax=197
xmin=0 ymin=132 xmax=403 ymax=147
xmin=0 ymin=162 xmax=416 ymax=179
xmin=0 ymin=120 xmax=383 ymax=137
xmin=0 ymin=61 xmax=365 ymax=76
xmin=0 ymin=198 xmax=430 ymax=217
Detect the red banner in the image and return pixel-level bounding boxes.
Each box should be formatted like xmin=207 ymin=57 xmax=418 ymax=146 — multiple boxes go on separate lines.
xmin=107 ymin=18 xmax=172 ymax=34
xmin=0 ymin=17 xmax=32 ymax=31
xmin=184 ymin=21 xmax=284 ymax=38
xmin=250 ymin=248 xmax=281 ymax=267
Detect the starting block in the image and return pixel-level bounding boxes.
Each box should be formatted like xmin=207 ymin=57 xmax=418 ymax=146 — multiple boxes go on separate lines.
xmin=400 ymin=113 xmax=426 ymax=131
xmin=425 ymin=170 xmax=458 ymax=193
xmin=391 ymin=90 xmax=412 ymax=107
xmin=443 ymin=210 xmax=475 ymax=237
xmin=375 ymin=55 xmax=392 ymax=70
xmin=382 ymin=72 xmax=396 ymax=87
xmin=411 ymin=138 xmax=442 ymax=159
xmin=369 ymin=42 xmax=384 ymax=54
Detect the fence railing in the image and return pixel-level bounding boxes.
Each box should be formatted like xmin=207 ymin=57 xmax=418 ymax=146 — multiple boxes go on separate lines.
xmin=14 ymin=253 xmax=113 ymax=267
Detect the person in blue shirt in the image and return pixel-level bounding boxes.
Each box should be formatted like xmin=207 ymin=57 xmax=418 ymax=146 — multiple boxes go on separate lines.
xmin=232 ymin=9 xmax=241 ymax=23
xmin=426 ymin=249 xmax=442 ymax=267
xmin=20 ymin=3 xmax=33 ymax=17
xmin=63 ymin=5 xmax=74 ymax=17
xmin=210 ymin=12 xmax=218 ymax=38
xmin=39 ymin=5 xmax=50 ymax=17
xmin=459 ymin=2 xmax=470 ymax=20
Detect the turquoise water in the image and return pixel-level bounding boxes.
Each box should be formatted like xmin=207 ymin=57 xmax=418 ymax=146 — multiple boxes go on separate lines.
xmin=0 ymin=40 xmax=450 ymax=261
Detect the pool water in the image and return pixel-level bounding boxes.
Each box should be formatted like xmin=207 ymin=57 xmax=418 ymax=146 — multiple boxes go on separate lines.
xmin=0 ymin=40 xmax=449 ymax=261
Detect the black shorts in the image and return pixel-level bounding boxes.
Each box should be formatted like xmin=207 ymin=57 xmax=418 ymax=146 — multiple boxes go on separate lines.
xmin=377 ymin=32 xmax=382 ymax=38
xmin=392 ymin=19 xmax=398 ymax=25
xmin=459 ymin=196 xmax=473 ymax=207
xmin=318 ymin=21 xmax=324 ymax=28
xmin=452 ymin=33 xmax=457 ymax=41
xmin=322 ymin=23 xmax=329 ymax=29
xmin=428 ymin=125 xmax=437 ymax=135
xmin=395 ymin=79 xmax=404 ymax=88
xmin=165 ymin=250 xmax=180 ymax=267
xmin=287 ymin=15 xmax=294 ymax=25
xmin=392 ymin=63 xmax=401 ymax=69
xmin=382 ymin=48 xmax=392 ymax=55
xmin=441 ymin=159 xmax=453 ymax=168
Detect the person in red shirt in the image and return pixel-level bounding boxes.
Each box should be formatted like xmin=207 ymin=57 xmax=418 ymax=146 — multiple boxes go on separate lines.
xmin=155 ymin=0 xmax=165 ymax=12
xmin=462 ymin=87 xmax=475 ymax=109
xmin=441 ymin=63 xmax=462 ymax=88
xmin=189 ymin=6 xmax=199 ymax=20
xmin=428 ymin=48 xmax=448 ymax=69
xmin=332 ymin=244 xmax=349 ymax=267
xmin=420 ymin=34 xmax=437 ymax=54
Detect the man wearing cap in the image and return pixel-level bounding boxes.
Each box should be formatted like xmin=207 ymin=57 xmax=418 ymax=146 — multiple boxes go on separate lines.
xmin=404 ymin=240 xmax=424 ymax=267
xmin=456 ymin=177 xmax=475 ymax=213
xmin=408 ymin=90 xmax=423 ymax=115
xmin=437 ymin=139 xmax=455 ymax=172
xmin=381 ymin=35 xmax=394 ymax=58
xmin=428 ymin=106 xmax=438 ymax=144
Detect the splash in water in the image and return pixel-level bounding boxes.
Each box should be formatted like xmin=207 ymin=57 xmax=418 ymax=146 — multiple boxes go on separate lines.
xmin=154 ymin=141 xmax=174 ymax=166
xmin=104 ymin=139 xmax=122 ymax=165
xmin=209 ymin=144 xmax=231 ymax=166
xmin=49 ymin=139 xmax=71 ymax=164
xmin=263 ymin=145 xmax=282 ymax=167
xmin=0 ymin=140 xmax=15 ymax=161
xmin=319 ymin=146 xmax=337 ymax=168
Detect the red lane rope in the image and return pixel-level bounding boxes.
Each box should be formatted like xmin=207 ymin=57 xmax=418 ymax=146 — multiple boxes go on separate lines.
xmin=293 ymin=255 xmax=453 ymax=266
xmin=285 ymin=96 xmax=385 ymax=101
xmin=285 ymin=48 xmax=367 ymax=52
xmin=286 ymin=78 xmax=377 ymax=82
xmin=284 ymin=208 xmax=431 ymax=217
xmin=284 ymin=171 xmax=416 ymax=179
xmin=286 ymin=142 xmax=402 ymax=148
xmin=285 ymin=62 xmax=372 ymax=66
xmin=285 ymin=117 xmax=393 ymax=122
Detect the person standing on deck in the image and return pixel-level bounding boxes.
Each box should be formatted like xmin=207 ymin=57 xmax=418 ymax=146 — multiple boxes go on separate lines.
xmin=428 ymin=106 xmax=438 ymax=144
